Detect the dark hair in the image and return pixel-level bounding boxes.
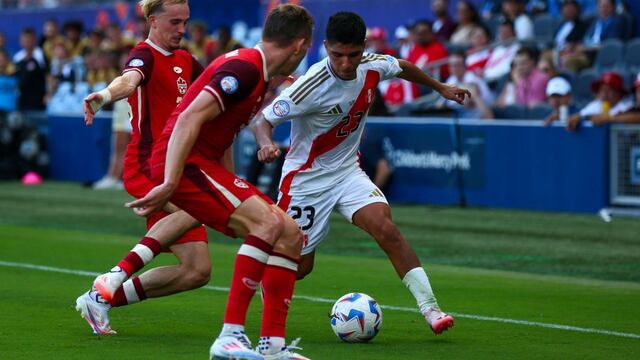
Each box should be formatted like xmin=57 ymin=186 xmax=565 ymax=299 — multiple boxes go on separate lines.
xmin=21 ymin=27 xmax=36 ymax=36
xmin=414 ymin=19 xmax=433 ymax=31
xmin=459 ymin=1 xmax=481 ymax=25
xmin=262 ymin=4 xmax=314 ymax=47
xmin=499 ymin=19 xmax=515 ymax=30
xmin=515 ymin=46 xmax=538 ymax=61
xmin=326 ymin=12 xmax=366 ymax=45
xmin=449 ymin=49 xmax=467 ymax=60
xmin=63 ymin=21 xmax=84 ymax=34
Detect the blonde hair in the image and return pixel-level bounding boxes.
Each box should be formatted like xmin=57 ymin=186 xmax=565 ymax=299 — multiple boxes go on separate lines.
xmin=139 ymin=0 xmax=188 ymax=19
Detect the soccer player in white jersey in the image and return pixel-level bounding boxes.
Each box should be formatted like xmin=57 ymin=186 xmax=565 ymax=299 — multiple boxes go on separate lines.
xmin=252 ymin=12 xmax=470 ymax=335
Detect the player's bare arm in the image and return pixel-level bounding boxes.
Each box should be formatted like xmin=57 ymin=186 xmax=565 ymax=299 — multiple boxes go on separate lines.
xmin=250 ymin=113 xmax=281 ymax=163
xmin=397 ymin=59 xmax=471 ymax=105
xmin=83 ymin=71 xmax=143 ymax=126
xmin=125 ymin=92 xmax=222 ymax=215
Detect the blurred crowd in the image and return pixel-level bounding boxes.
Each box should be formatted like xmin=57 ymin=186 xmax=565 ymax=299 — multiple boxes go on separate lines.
xmin=363 ymin=0 xmax=640 ymax=128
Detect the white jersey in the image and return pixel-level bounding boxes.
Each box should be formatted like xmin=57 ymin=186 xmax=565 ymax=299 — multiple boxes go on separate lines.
xmin=263 ymin=53 xmax=402 ymax=197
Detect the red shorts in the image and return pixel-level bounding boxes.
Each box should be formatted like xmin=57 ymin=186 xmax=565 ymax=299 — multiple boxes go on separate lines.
xmin=151 ymin=159 xmax=273 ymax=238
xmin=123 ymin=166 xmax=208 ymax=245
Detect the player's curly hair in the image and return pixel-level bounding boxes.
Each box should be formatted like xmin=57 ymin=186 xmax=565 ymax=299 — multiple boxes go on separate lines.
xmin=139 ymin=0 xmax=188 ymax=19
xmin=326 ymin=12 xmax=366 ymax=45
xmin=262 ymin=4 xmax=314 ymax=47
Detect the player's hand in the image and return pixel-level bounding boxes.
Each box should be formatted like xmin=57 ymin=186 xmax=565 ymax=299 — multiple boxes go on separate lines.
xmin=83 ymin=92 xmax=103 ymax=126
xmin=257 ymin=144 xmax=281 ymax=163
xmin=543 ymin=111 xmax=559 ymax=127
xmin=124 ymin=182 xmax=175 ymax=217
xmin=565 ymin=114 xmax=582 ymax=132
xmin=438 ymin=84 xmax=471 ymax=105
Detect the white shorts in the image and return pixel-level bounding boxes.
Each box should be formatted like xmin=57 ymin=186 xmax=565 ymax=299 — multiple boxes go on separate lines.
xmin=280 ymin=169 xmax=388 ymax=255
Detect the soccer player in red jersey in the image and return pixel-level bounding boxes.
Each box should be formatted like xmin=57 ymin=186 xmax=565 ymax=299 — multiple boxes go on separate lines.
xmin=124 ymin=4 xmax=314 ymax=359
xmin=75 ymin=0 xmax=212 ymax=335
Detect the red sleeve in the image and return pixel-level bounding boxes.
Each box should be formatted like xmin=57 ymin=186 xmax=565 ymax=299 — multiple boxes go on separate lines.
xmin=202 ymin=59 xmax=260 ymax=111
xmin=191 ymin=55 xmax=204 ymax=82
xmin=122 ymin=47 xmax=154 ymax=84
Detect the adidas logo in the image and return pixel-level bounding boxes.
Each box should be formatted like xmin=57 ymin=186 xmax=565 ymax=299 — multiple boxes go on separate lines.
xmin=369 ymin=189 xmax=384 ymax=198
xmin=325 ymin=104 xmax=343 ymax=115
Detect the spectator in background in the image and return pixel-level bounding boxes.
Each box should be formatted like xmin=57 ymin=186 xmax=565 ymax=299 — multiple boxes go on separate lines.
xmin=407 ymin=20 xmax=448 ymax=81
xmin=483 ymin=20 xmax=519 ymax=83
xmin=450 ymin=1 xmax=481 ymax=47
xmin=185 ymin=20 xmax=215 ymax=65
xmin=548 ymin=0 xmax=597 ymax=17
xmin=0 ymin=50 xmax=17 ymax=113
xmin=543 ymin=76 xmax=578 ymax=126
xmin=589 ymin=73 xmax=640 ymax=125
xmin=0 ymin=32 xmax=7 ymax=54
xmin=359 ymin=128 xmax=393 ymax=193
xmin=537 ymin=53 xmax=557 ymax=79
xmin=502 ymin=0 xmax=534 ymax=40
xmin=47 ymin=38 xmax=76 ymax=101
xmin=440 ymin=50 xmax=494 ymax=118
xmin=466 ymin=25 xmax=492 ymax=75
xmin=431 ymin=0 xmax=456 ymax=43
xmin=394 ymin=25 xmax=412 ymax=59
xmin=366 ymin=27 xmax=396 ymax=56
xmin=40 ymin=18 xmax=64 ymax=62
xmin=512 ymin=47 xmax=549 ymax=107
xmin=102 ymin=23 xmax=136 ymax=54
xmin=566 ymin=72 xmax=635 ymax=131
xmin=211 ymin=25 xmax=243 ymax=59
xmin=62 ymin=20 xmax=85 ymax=58
xmin=14 ymin=28 xmax=47 ymax=111
xmin=82 ymin=29 xmax=105 ymax=56
xmin=554 ymin=0 xmax=588 ymax=51
xmin=583 ymin=0 xmax=626 ymax=47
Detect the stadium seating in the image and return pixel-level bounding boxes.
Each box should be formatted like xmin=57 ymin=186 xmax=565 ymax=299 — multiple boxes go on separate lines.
xmin=594 ymin=39 xmax=625 ymax=71
xmin=624 ymin=38 xmax=640 ymax=74
xmin=573 ymin=68 xmax=599 ymax=106
xmin=533 ymin=14 xmax=560 ymax=46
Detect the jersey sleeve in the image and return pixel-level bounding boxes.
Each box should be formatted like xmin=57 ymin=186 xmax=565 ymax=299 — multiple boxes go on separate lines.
xmin=191 ymin=55 xmax=204 ymax=82
xmin=361 ymin=53 xmax=403 ymax=81
xmin=202 ymin=59 xmax=260 ymax=112
xmin=122 ymin=47 xmax=154 ymax=84
xmin=262 ymin=74 xmax=318 ymax=127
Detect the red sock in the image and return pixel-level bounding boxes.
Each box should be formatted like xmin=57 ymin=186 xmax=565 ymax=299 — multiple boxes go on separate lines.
xmin=108 ymin=277 xmax=147 ymax=307
xmin=260 ymin=253 xmax=298 ymax=337
xmin=223 ymin=235 xmax=273 ymax=325
xmin=117 ymin=237 xmax=163 ymax=276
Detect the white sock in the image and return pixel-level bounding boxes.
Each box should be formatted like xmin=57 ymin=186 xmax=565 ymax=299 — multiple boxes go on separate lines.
xmin=257 ymin=336 xmax=285 ymax=355
xmin=219 ymin=323 xmax=245 ymax=338
xmin=402 ymin=267 xmax=438 ymax=314
xmin=109 ymin=266 xmax=128 ymax=284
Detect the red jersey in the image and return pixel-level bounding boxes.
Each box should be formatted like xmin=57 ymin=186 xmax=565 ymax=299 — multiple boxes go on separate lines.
xmin=153 ymin=47 xmax=268 ymax=166
xmin=123 ymin=39 xmax=203 ymax=177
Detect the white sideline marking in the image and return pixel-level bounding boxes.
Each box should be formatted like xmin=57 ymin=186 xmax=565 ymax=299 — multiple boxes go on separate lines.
xmin=2 ymin=260 xmax=639 ymax=340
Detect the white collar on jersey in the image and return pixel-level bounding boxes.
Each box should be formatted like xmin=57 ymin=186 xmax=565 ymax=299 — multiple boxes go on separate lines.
xmin=254 ymin=45 xmax=270 ymax=82
xmin=145 ymin=38 xmax=173 ymax=56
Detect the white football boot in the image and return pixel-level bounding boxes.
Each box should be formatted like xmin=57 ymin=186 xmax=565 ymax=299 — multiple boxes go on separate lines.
xmin=424 ymin=306 xmax=454 ymax=335
xmin=210 ymin=332 xmax=263 ymax=360
xmin=75 ymin=290 xmax=115 ymax=335
xmin=259 ymin=338 xmax=310 ymax=360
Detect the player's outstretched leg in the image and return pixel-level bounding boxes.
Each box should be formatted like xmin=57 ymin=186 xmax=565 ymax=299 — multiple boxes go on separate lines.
xmin=353 ymin=202 xmax=454 ymax=335
xmin=75 ymin=290 xmax=115 ymax=335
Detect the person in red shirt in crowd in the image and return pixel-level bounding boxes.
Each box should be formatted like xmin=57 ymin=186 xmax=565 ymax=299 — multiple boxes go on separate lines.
xmin=75 ymin=0 xmax=208 ymax=336
xmin=365 ymin=27 xmax=396 ymax=57
xmin=123 ymin=4 xmax=315 ymax=359
xmin=407 ymin=20 xmax=448 ymax=82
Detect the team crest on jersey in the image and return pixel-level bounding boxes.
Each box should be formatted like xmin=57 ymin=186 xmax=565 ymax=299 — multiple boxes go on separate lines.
xmin=220 ymin=76 xmax=239 ymax=94
xmin=273 ymin=100 xmax=290 ymax=117
xmin=128 ymin=58 xmax=144 ymax=67
xmin=176 ymin=77 xmax=187 ymax=94
xmin=173 ymin=66 xmax=183 ymax=74
xmin=234 ymin=178 xmax=249 ymax=188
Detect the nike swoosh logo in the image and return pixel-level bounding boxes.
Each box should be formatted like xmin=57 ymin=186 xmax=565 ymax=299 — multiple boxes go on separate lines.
xmin=242 ymin=277 xmax=259 ymax=290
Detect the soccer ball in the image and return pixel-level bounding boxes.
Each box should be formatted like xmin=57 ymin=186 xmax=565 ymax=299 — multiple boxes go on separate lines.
xmin=330 ymin=292 xmax=382 ymax=343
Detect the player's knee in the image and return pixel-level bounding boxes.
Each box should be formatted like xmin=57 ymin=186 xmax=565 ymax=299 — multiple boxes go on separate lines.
xmin=258 ymin=208 xmax=285 ymax=242
xmin=180 ymin=262 xmax=211 ymax=289
xmin=376 ymin=219 xmax=402 ymax=246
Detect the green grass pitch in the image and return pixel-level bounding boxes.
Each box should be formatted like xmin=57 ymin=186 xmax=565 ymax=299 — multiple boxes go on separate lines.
xmin=0 ymin=182 xmax=639 ymax=359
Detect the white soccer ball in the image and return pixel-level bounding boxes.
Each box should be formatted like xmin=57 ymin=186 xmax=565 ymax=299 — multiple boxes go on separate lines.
xmin=330 ymin=292 xmax=383 ymax=343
